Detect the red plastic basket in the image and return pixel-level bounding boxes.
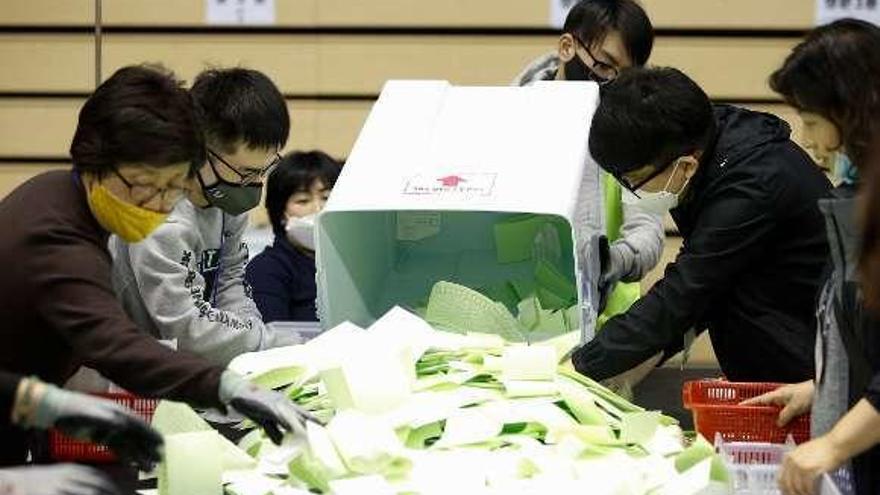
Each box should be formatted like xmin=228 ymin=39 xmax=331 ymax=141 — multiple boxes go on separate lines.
xmin=48 ymin=392 xmax=159 ymax=463
xmin=682 ymin=380 xmax=811 ymax=444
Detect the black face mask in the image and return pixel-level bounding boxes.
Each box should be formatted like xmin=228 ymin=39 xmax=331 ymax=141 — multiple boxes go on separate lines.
xmin=562 ymin=55 xmax=609 ymax=84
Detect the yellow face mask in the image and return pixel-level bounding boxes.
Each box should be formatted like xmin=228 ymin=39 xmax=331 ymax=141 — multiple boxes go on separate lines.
xmin=86 ymin=181 xmax=169 ymax=243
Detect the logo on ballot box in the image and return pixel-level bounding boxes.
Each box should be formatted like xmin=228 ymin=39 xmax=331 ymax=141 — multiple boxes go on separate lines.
xmin=403 ymin=173 xmax=497 ymax=197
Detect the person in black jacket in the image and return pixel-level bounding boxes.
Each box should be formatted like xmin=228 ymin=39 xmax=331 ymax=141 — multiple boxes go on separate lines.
xmin=572 ymin=67 xmax=831 ymax=383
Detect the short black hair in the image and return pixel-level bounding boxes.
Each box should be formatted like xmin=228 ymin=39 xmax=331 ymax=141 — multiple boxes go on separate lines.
xmin=563 ymin=0 xmax=654 ymax=66
xmin=70 ymin=64 xmax=205 ymax=176
xmin=190 ymin=67 xmax=289 ymax=153
xmin=770 ymin=18 xmax=880 ymax=168
xmin=589 ymin=67 xmax=714 ymax=175
xmin=266 ymin=150 xmax=342 ymax=236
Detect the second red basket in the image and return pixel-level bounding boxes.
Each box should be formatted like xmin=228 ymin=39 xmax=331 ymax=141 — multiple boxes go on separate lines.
xmin=682 ymin=380 xmax=811 ymax=444
xmin=48 ymin=392 xmax=159 ymax=463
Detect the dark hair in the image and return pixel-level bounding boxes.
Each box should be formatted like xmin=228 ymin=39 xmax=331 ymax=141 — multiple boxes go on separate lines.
xmin=70 ymin=64 xmax=205 ymax=175
xmin=770 ymin=18 xmax=880 ymax=168
xmin=266 ymin=150 xmax=342 ymax=236
xmin=190 ymin=67 xmax=289 ymax=153
xmin=589 ymin=67 xmax=714 ymax=175
xmin=563 ymin=0 xmax=654 ymax=66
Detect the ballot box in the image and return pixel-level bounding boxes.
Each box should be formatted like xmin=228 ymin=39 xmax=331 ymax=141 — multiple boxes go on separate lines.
xmin=315 ymin=80 xmax=602 ymax=344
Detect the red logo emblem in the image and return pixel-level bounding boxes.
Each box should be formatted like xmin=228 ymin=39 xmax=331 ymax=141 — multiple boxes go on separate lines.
xmin=437 ymin=175 xmax=466 ymax=187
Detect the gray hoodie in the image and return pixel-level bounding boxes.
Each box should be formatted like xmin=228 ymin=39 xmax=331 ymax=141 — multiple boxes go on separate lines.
xmin=110 ymin=199 xmax=296 ymax=366
xmin=514 ymin=53 xmax=665 ymax=283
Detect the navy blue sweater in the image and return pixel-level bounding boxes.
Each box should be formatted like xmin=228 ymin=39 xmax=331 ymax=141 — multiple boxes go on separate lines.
xmin=246 ymin=235 xmax=318 ymax=322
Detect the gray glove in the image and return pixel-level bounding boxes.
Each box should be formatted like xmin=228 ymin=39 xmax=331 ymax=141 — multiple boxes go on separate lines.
xmin=219 ymin=370 xmax=320 ymax=445
xmin=0 ymin=465 xmax=118 ymax=495
xmin=14 ymin=379 xmax=163 ymax=471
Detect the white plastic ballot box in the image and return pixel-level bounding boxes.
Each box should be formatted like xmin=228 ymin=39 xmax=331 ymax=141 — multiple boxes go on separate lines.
xmin=315 ymin=80 xmax=602 ymax=344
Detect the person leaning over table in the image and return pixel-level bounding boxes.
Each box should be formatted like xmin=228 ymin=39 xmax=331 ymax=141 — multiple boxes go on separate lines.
xmin=109 ymin=67 xmax=301 ymax=367
xmin=514 ymin=0 xmax=664 ymax=328
xmin=0 ymin=370 xmax=162 ymax=495
xmin=0 ymin=64 xmax=315 ymax=466
xmin=571 ymin=67 xmax=831 ymax=383
xmin=739 ymin=19 xmax=880 ymax=495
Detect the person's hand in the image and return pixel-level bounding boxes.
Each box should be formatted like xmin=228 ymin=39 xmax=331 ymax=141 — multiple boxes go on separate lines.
xmin=741 ymin=381 xmax=814 ymax=426
xmin=0 ymin=465 xmax=118 ymax=495
xmin=13 ymin=379 xmax=163 ymax=471
xmin=219 ymin=371 xmax=320 ymax=445
xmin=264 ymin=325 xmax=304 ymax=349
xmin=779 ymin=436 xmax=846 ymax=495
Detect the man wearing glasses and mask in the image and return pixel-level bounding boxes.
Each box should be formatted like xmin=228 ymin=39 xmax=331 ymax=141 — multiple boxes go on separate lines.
xmin=574 ymin=67 xmax=831 ymax=383
xmin=515 ymin=0 xmax=664 ymax=349
xmin=110 ymin=68 xmax=300 ymax=366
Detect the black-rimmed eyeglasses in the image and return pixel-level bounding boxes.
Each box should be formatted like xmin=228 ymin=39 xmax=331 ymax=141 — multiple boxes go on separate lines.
xmin=207 ymin=149 xmax=282 ymax=185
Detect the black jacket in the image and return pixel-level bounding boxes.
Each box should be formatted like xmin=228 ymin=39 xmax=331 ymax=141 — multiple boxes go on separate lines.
xmin=574 ymin=105 xmax=831 ymax=382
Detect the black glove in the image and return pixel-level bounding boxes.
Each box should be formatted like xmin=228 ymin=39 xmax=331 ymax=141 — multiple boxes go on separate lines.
xmin=219 ymin=371 xmax=320 ymax=445
xmin=15 ymin=379 xmax=163 ymax=471
xmin=597 ymin=235 xmax=616 ymax=313
xmin=0 ymin=465 xmax=119 ymax=495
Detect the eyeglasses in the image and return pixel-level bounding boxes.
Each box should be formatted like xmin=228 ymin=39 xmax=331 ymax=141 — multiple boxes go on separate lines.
xmin=207 ymin=149 xmax=282 ymax=186
xmin=572 ymin=37 xmax=619 ymax=84
xmin=111 ymin=168 xmax=188 ymax=208
xmin=612 ymin=157 xmax=687 ymax=198
xmin=611 ymin=167 xmax=664 ymax=198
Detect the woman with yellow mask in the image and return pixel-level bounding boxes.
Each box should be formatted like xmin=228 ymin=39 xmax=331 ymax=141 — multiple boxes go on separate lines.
xmin=0 ymin=65 xmax=314 ymax=467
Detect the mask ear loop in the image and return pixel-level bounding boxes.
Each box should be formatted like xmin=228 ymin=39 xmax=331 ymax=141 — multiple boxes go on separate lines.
xmin=660 ymin=158 xmax=683 ymax=193
xmin=195 ymin=160 xmax=217 ymax=198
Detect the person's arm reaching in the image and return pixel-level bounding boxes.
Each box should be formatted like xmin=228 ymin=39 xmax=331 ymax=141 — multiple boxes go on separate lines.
xmin=0 ymin=465 xmax=119 ymax=495
xmin=779 ymin=398 xmax=880 ymax=495
xmin=32 ymin=239 xmax=315 ymax=444
xmin=573 ymin=186 xmax=776 ymax=380
xmin=741 ymin=380 xmax=815 ymax=427
xmin=610 ymin=202 xmax=665 ymax=283
xmin=123 ymin=219 xmax=295 ymax=366
xmin=32 ymin=237 xmax=225 ymax=407
xmin=10 ymin=376 xmax=162 ymax=470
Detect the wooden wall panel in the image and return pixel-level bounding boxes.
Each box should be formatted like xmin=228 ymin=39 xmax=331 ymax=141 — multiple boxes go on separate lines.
xmin=0 ymin=98 xmax=80 ymax=157
xmin=0 ymin=98 xmax=802 ymax=160
xmin=101 ymin=34 xmax=321 ymax=93
xmin=101 ymin=35 xmax=796 ymax=99
xmin=2 ymin=1 xmax=92 ymax=26
xmin=0 ymin=164 xmax=70 ymax=198
xmin=1 ymin=34 xmax=798 ymax=101
xmin=0 ymin=98 xmax=373 ymax=159
xmin=652 ymin=37 xmax=795 ymax=100
xmin=641 ymin=0 xmax=812 ymax=30
xmin=288 ymin=99 xmax=372 ymax=158
xmin=3 ymin=0 xmax=815 ymax=29
xmin=0 ymin=35 xmax=94 ymax=92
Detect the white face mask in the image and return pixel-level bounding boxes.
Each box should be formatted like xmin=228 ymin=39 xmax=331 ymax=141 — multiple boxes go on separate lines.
xmin=624 ymin=158 xmax=691 ymax=215
xmin=285 ymin=213 xmax=316 ymax=251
